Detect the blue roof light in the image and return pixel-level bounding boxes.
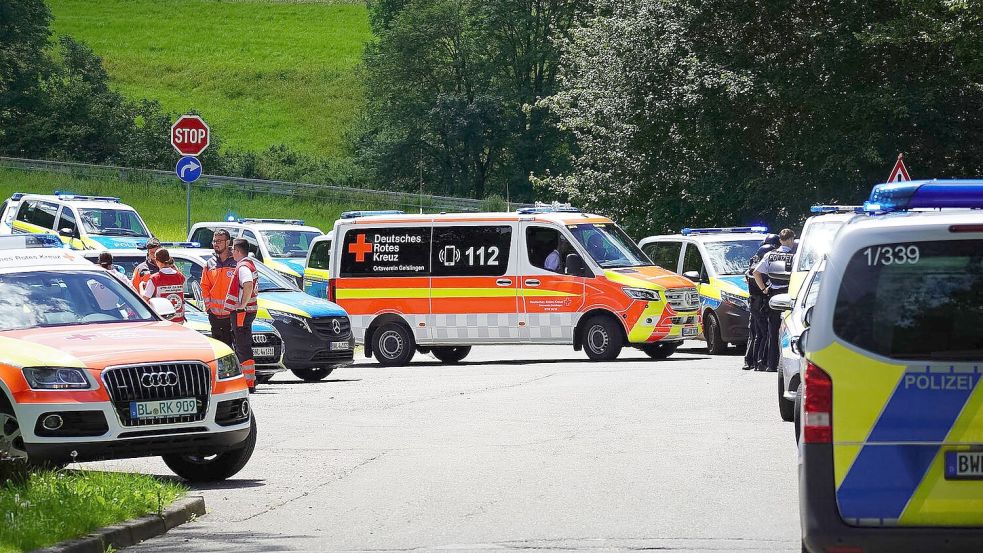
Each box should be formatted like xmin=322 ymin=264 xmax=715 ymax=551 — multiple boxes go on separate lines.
xmin=516 ymin=202 xmax=581 ymax=215
xmin=681 ymin=226 xmax=768 ymax=235
xmin=238 ymin=218 xmax=306 ymax=225
xmin=864 ymin=180 xmax=983 ymax=212
xmin=158 ymin=241 xmax=201 ymax=249
xmin=810 ymin=205 xmax=863 ymax=214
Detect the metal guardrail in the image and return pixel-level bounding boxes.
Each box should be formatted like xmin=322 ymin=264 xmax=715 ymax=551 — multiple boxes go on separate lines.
xmin=0 ymin=156 xmax=532 ymax=212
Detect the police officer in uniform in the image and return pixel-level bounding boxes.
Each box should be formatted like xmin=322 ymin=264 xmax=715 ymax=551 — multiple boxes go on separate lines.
xmin=752 ymin=228 xmax=796 ymax=372
xmin=742 ymin=234 xmax=780 ymax=371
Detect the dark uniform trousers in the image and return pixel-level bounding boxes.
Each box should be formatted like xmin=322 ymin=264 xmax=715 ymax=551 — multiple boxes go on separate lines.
xmin=232 ymin=311 xmax=256 ymax=367
xmin=764 ymin=290 xmax=784 ymax=371
xmin=208 ymin=313 xmax=234 ymax=349
xmin=745 ymin=295 xmax=770 ymax=368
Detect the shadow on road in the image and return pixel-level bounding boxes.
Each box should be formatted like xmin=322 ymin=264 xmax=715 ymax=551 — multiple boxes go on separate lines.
xmin=403 ymin=355 xmax=711 ymax=368
xmin=268 ymin=378 xmax=362 ymax=385
xmin=138 ymin=531 xmax=308 ymax=552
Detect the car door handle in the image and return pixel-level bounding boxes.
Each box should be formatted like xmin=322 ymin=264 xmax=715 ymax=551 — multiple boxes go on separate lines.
xmin=496 ymin=278 xmax=513 ymax=286
xmin=524 ymin=279 xmax=541 ymax=287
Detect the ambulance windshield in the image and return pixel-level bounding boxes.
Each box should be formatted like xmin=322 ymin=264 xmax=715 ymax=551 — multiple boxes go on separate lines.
xmin=568 ymin=223 xmax=651 ymax=268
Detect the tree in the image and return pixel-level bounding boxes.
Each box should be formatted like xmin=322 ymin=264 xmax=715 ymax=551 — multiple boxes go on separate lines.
xmin=0 ymin=0 xmax=53 ymax=150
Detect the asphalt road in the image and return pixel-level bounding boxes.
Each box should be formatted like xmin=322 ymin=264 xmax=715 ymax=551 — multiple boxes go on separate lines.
xmin=84 ymin=343 xmax=801 ymax=552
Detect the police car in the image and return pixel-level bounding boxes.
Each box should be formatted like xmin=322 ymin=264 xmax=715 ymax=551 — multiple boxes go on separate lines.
xmin=4 ymin=192 xmax=153 ymax=250
xmin=188 ymin=219 xmax=324 ymax=286
xmin=0 ymin=248 xmax=255 ymax=481
xmin=788 ymin=206 xmax=860 ymax=297
xmin=798 ymin=180 xmax=983 ymax=552
xmin=639 ymin=227 xmax=767 ymax=353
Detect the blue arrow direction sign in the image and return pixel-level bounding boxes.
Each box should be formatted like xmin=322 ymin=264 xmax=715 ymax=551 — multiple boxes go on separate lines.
xmin=175 ymin=156 xmax=202 ymax=183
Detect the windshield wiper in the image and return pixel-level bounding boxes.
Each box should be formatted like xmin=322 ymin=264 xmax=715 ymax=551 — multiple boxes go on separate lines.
xmin=99 ymin=228 xmax=142 ymax=236
xmin=261 ymin=286 xmax=296 ymax=292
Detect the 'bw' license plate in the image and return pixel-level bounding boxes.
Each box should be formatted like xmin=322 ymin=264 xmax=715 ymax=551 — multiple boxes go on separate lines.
xmin=129 ymin=398 xmax=197 ymax=420
xmin=330 ymin=340 xmax=351 ymax=351
xmin=945 ymin=451 xmax=983 ymax=480
xmin=682 ymin=326 xmax=698 ymax=337
xmin=252 ymin=346 xmax=275 ymax=357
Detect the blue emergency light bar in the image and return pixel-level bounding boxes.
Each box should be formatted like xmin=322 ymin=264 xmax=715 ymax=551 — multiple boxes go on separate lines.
xmin=681 ymin=226 xmax=768 ymax=235
xmin=340 ymin=210 xmax=406 ymax=219
xmin=516 ymin=202 xmax=581 ymax=215
xmin=810 ymin=205 xmax=864 ymax=214
xmin=10 ymin=192 xmax=25 ymax=201
xmin=53 ymin=191 xmax=120 ymax=202
xmin=0 ymin=234 xmax=66 ymax=250
xmin=157 ymin=241 xmax=201 ymax=249
xmin=239 ymin=218 xmax=305 ymax=225
xmin=864 ymin=180 xmax=983 ymax=213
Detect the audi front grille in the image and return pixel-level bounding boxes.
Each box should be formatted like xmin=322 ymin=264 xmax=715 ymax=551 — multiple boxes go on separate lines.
xmin=101 ymin=362 xmax=212 ymax=427
xmin=252 ymin=332 xmax=283 ymax=365
xmin=665 ymin=288 xmax=700 ymax=312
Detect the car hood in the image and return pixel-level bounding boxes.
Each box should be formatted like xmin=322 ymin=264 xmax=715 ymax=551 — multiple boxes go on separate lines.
xmin=270 ymin=257 xmax=306 ymax=275
xmin=0 ymin=321 xmax=230 ymax=370
xmin=84 ymin=235 xmax=150 ymax=250
xmin=603 ymin=266 xmax=695 ymax=290
xmin=258 ymin=291 xmax=347 ymax=318
xmin=713 ymin=275 xmax=750 ymax=296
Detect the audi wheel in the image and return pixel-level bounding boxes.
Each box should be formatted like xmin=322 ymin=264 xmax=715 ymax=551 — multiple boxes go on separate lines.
xmin=373 ymin=322 xmax=415 ymax=367
xmin=0 ymin=397 xmax=28 ymax=462
xmin=163 ymin=417 xmax=257 ymax=482
xmin=582 ymin=315 xmax=624 ymax=361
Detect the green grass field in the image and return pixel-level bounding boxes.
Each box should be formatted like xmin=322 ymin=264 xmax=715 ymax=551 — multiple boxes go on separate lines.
xmin=47 ymin=0 xmax=372 ymax=157
xmin=0 ymin=168 xmax=395 ymax=241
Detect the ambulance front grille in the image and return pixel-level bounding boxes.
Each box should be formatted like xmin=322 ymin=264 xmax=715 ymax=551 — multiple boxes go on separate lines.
xmin=101 ymin=362 xmax=211 ymax=427
xmin=665 ymin=288 xmax=699 ymax=311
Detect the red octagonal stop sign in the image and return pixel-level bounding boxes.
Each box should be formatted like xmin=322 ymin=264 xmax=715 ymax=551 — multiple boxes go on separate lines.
xmin=171 ymin=115 xmax=210 ymax=156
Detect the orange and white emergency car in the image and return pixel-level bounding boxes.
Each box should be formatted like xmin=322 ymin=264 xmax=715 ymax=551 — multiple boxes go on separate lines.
xmin=0 ymin=248 xmax=255 ymax=481
xmin=327 ymin=205 xmax=700 ymax=365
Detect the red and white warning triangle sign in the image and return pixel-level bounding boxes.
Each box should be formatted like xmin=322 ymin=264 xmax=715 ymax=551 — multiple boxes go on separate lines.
xmin=887 ymin=153 xmax=911 ymax=182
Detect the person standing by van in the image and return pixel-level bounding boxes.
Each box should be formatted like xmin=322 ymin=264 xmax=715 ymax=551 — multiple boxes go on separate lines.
xmin=225 ymin=238 xmax=258 ymax=392
xmin=743 ymin=234 xmax=779 ymax=371
xmin=752 ymin=228 xmax=796 ymax=372
xmin=142 ymin=248 xmax=186 ymax=323
xmin=202 ymin=229 xmax=236 ymax=349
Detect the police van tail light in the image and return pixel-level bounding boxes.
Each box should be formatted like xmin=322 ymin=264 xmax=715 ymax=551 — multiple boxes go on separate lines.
xmin=328 ymin=278 xmax=337 ymax=302
xmin=802 ymin=362 xmax=833 ymax=444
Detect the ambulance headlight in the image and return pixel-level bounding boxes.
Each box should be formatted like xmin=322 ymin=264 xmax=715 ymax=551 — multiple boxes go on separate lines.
xmin=720 ymin=291 xmax=749 ymax=311
xmin=22 ymin=367 xmax=92 ymax=390
xmin=268 ymin=310 xmax=312 ymax=333
xmin=622 ymin=287 xmax=661 ymax=301
xmin=216 ymin=354 xmax=242 ymax=380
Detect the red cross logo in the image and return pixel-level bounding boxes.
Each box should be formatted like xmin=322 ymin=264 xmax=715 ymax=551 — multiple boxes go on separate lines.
xmin=348 ymin=234 xmax=373 ymax=263
xmin=67 ymin=333 xmax=94 ymax=341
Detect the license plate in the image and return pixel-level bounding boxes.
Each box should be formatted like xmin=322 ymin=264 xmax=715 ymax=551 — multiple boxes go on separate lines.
xmin=129 ymin=398 xmax=197 ymax=420
xmin=330 ymin=340 xmax=351 ymax=351
xmin=252 ymin=346 xmax=275 ymax=357
xmin=682 ymin=326 xmax=698 ymax=337
xmin=945 ymin=451 xmax=983 ymax=480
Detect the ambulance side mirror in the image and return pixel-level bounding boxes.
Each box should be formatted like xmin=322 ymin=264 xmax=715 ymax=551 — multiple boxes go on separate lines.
xmin=565 ymin=253 xmax=590 ymax=277
xmin=148 ymin=297 xmax=177 ymax=321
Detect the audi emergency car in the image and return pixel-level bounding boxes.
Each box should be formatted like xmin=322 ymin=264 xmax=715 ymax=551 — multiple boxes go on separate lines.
xmin=787 ymin=206 xmax=860 ymax=298
xmin=4 ymin=192 xmax=154 ymax=250
xmin=639 ymin=227 xmax=766 ymax=353
xmin=328 ymin=204 xmax=700 ymax=366
xmin=92 ymin=247 xmax=354 ymax=381
xmin=798 ymin=180 xmax=983 ymax=552
xmin=188 ymin=219 xmax=324 ymax=286
xmin=0 ymin=249 xmax=254 ymax=481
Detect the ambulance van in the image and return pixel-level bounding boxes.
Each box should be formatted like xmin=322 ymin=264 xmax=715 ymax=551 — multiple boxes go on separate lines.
xmin=328 ymin=205 xmax=700 ymax=365
xmin=799 ymin=180 xmax=983 ymax=552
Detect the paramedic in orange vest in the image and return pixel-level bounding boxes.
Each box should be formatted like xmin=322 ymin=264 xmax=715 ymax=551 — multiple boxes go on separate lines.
xmin=226 ymin=238 xmax=258 ymax=392
xmin=131 ymin=237 xmax=161 ymax=294
xmin=201 ymin=229 xmax=236 ymax=350
xmin=142 ymin=248 xmax=186 ymax=323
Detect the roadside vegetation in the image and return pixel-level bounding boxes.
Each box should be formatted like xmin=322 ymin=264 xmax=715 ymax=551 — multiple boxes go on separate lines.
xmin=0 ymin=468 xmax=185 ymax=553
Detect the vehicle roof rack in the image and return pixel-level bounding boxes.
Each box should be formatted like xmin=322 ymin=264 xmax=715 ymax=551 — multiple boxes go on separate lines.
xmin=53 ymin=191 xmax=121 ymax=203
xmin=340 ymin=210 xmax=406 ymax=219
xmin=516 ymin=201 xmax=581 ymax=215
xmin=864 ymin=180 xmax=983 ymax=212
xmin=238 ymin=218 xmax=306 ymax=225
xmin=680 ymin=226 xmax=768 ymax=235
xmin=810 ymin=205 xmax=864 ymax=214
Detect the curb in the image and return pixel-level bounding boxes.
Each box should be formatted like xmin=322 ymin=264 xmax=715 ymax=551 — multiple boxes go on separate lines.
xmin=32 ymin=496 xmax=206 ymax=553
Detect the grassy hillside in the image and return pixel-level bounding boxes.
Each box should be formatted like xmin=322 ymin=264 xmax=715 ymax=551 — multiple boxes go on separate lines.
xmin=0 ymin=169 xmax=385 ymax=241
xmin=47 ymin=0 xmax=372 ymax=157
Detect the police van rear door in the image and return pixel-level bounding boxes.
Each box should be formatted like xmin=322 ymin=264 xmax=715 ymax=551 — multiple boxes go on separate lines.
xmin=819 ymin=225 xmax=983 ymax=527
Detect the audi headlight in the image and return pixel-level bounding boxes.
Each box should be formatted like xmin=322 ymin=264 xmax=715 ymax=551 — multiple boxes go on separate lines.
xmin=216 ymin=354 xmax=242 ymax=380
xmin=721 ymin=291 xmax=749 ymax=311
xmin=623 ymin=287 xmax=661 ymax=301
xmin=268 ymin=309 xmax=312 ymax=333
xmin=22 ymin=367 xmax=91 ymax=390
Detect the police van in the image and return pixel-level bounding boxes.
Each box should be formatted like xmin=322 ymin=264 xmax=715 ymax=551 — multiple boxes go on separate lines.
xmin=788 ymin=206 xmax=860 ymax=297
xmin=798 ymin=180 xmax=983 ymax=552
xmin=5 ymin=192 xmax=154 ymax=250
xmin=327 ymin=205 xmax=700 ymax=365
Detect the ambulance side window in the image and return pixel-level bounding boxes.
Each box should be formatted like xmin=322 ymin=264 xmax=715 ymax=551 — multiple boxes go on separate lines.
xmin=309 ymin=240 xmax=332 ymax=270
xmin=432 ymin=226 xmax=511 ymax=277
xmin=642 ymin=241 xmax=682 ymax=272
xmin=526 ymin=227 xmax=569 ymax=274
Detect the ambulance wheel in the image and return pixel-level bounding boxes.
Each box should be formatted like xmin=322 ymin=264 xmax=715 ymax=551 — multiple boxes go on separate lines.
xmin=582 ymin=315 xmax=623 ymax=361
xmin=291 ymin=368 xmax=334 ymax=382
xmin=431 ymin=346 xmax=471 ymax=364
xmin=778 ymin=370 xmax=795 ymax=422
xmin=704 ymin=312 xmax=727 ymax=355
xmin=0 ymin=396 xmax=28 ymax=462
xmin=373 ymin=322 xmax=415 ymax=367
xmin=640 ymin=342 xmax=678 ymax=359
xmin=163 ymin=417 xmax=256 ymax=482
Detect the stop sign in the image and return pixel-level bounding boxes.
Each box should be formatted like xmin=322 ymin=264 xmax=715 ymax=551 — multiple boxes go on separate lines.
xmin=171 ymin=115 xmax=210 ymax=156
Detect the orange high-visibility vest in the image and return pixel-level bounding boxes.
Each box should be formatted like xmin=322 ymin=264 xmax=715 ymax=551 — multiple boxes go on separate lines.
xmin=224 ymin=258 xmax=259 ymax=313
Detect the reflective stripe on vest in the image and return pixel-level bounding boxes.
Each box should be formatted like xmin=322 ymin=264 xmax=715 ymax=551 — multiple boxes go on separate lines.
xmin=224 ymin=259 xmax=259 ymax=312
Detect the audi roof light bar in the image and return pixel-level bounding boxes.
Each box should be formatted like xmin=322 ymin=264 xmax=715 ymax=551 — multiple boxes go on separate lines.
xmin=864 ymin=179 xmax=983 ymax=213
xmin=680 ymin=226 xmax=769 ymax=235
xmin=238 ymin=218 xmax=306 ymax=225
xmin=52 ymin=191 xmax=121 ymax=202
xmin=516 ymin=201 xmax=581 ymax=215
xmin=810 ymin=205 xmax=864 ymax=214
xmin=340 ymin=210 xmax=406 ymax=219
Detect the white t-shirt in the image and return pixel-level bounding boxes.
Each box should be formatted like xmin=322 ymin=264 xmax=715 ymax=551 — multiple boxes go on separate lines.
xmin=143 ymin=267 xmax=179 ymax=299
xmin=237 ymin=265 xmax=255 ymax=285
